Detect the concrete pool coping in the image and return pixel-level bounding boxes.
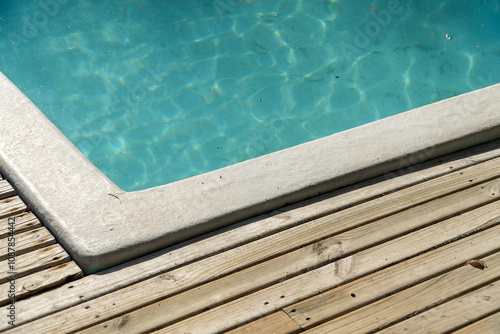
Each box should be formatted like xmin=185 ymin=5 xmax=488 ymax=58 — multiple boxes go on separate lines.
xmin=1 ymin=71 xmax=499 ymax=274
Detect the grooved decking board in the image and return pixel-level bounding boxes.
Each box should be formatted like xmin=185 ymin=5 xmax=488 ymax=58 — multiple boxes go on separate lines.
xmin=0 ymin=196 xmax=27 ymax=220
xmin=0 ymin=176 xmax=84 ymax=320
xmin=153 ymin=207 xmax=500 ymax=333
xmin=0 ymin=180 xmax=15 ymax=200
xmin=0 ymin=227 xmax=55 ymax=261
xmin=12 ymin=175 xmax=500 ymax=334
xmin=299 ymin=251 xmax=500 ymax=333
xmin=378 ymin=281 xmax=500 ymax=334
xmin=0 ymin=212 xmax=41 ymax=239
xmin=453 ymin=310 xmax=500 ymax=334
xmin=80 ymin=238 xmax=344 ymax=334
xmin=1 ymin=140 xmax=499 ymax=333
xmin=278 ymin=139 xmax=500 ymax=219
xmin=3 ymin=141 xmax=499 ymax=331
xmin=0 ymin=244 xmax=70 ymax=284
xmin=0 ymin=261 xmax=83 ymax=307
xmin=225 ymin=311 xmax=301 ymax=334
xmin=282 ymin=210 xmax=500 ymax=329
xmin=82 ymin=180 xmax=500 ymax=334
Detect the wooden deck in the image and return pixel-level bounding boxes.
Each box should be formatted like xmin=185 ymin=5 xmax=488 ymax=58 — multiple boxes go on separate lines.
xmin=0 ymin=173 xmax=83 ymax=323
xmin=2 ymin=139 xmax=500 ymax=333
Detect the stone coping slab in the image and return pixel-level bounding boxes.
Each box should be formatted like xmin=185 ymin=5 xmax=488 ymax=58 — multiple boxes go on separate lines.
xmin=1 ymin=71 xmax=499 ymax=273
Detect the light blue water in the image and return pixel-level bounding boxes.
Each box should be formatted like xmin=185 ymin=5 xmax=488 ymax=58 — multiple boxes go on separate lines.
xmin=1 ymin=0 xmax=499 ymax=191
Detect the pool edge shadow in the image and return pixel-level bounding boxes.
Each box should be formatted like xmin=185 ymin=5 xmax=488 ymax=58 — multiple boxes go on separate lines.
xmin=1 ymin=71 xmax=499 ymax=274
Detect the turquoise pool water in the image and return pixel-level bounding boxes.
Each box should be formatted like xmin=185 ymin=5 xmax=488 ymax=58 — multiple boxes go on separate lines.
xmin=1 ymin=0 xmax=499 ymax=191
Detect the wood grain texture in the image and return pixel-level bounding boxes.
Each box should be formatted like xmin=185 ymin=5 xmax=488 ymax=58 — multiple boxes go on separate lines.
xmin=0 ymin=175 xmax=83 ymax=318
xmin=0 ymin=261 xmax=82 ymax=307
xmin=0 ymin=226 xmax=55 ymax=261
xmin=378 ymin=281 xmax=500 ymax=334
xmin=0 ymin=196 xmax=27 ymax=220
xmin=453 ymin=310 xmax=500 ymax=334
xmin=77 ymin=238 xmax=344 ymax=334
xmin=0 ymin=244 xmax=70 ymax=284
xmin=4 ymin=143 xmax=499 ymax=330
xmin=301 ymin=250 xmax=500 ymax=334
xmin=12 ymin=175 xmax=500 ymax=334
xmin=0 ymin=212 xmax=41 ymax=239
xmin=0 ymin=180 xmax=15 ymax=200
xmin=154 ymin=210 xmax=500 ymax=334
xmin=284 ymin=202 xmax=500 ymax=329
xmin=2 ymin=140 xmax=500 ymax=333
xmin=225 ymin=311 xmax=301 ymax=334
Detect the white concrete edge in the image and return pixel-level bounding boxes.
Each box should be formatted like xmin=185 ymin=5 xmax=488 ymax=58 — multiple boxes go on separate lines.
xmin=1 ymin=71 xmax=499 ymax=273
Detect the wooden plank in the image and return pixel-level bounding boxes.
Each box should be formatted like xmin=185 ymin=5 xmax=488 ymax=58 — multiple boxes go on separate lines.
xmin=0 ymin=244 xmax=70 ymax=283
xmin=0 ymin=180 xmax=15 ymax=200
xmin=0 ymin=226 xmax=55 ymax=261
xmin=284 ymin=205 xmax=500 ymax=328
xmin=453 ymin=310 xmax=500 ymax=334
xmin=13 ymin=178 xmax=500 ymax=334
xmin=78 ymin=237 xmax=344 ymax=334
xmin=0 ymin=140 xmax=494 ymax=331
xmin=225 ymin=311 xmax=301 ymax=334
xmin=0 ymin=212 xmax=41 ymax=239
xmin=300 ymin=250 xmax=500 ymax=333
xmin=277 ymin=146 xmax=500 ymax=225
xmin=0 ymin=196 xmax=27 ymax=220
xmin=149 ymin=211 xmax=500 ymax=333
xmin=0 ymin=261 xmax=83 ymax=307
xmin=3 ymin=145 xmax=499 ymax=330
xmin=6 ymin=174 xmax=500 ymax=334
xmin=377 ymin=281 xmax=500 ymax=334
xmin=82 ymin=184 xmax=500 ymax=334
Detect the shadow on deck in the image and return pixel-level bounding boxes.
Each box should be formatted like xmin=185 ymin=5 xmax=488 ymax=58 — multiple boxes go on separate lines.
xmin=3 ymin=138 xmax=500 ymax=333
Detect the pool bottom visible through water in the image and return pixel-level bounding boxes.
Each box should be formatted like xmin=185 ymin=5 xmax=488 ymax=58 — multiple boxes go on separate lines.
xmin=0 ymin=0 xmax=499 ymax=191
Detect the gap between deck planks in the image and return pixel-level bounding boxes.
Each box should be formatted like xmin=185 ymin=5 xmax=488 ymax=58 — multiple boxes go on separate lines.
xmin=293 ymin=235 xmax=500 ymax=333
xmin=2 ymin=139 xmax=500 ymax=333
xmin=232 ymin=246 xmax=500 ymax=334
xmin=4 ymin=140 xmax=500 ymax=333
xmin=4 ymin=139 xmax=500 ymax=332
xmin=0 ymin=180 xmax=16 ymax=200
xmin=0 ymin=178 xmax=83 ymax=317
xmin=83 ymin=178 xmax=500 ymax=334
xmin=158 ymin=201 xmax=500 ymax=334
xmin=376 ymin=280 xmax=500 ymax=334
xmin=453 ymin=309 xmax=500 ymax=334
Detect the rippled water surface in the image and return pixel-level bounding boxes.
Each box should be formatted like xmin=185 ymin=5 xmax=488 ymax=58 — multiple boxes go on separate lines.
xmin=1 ymin=0 xmax=499 ymax=190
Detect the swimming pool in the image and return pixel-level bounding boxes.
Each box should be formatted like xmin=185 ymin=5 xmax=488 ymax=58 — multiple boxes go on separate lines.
xmin=1 ymin=1 xmax=500 ymax=274
xmin=2 ymin=0 xmax=499 ymax=191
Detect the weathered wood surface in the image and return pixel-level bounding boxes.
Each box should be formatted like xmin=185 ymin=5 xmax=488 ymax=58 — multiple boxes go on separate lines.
xmin=0 ymin=176 xmax=83 ymax=320
xmin=0 ymin=244 xmax=70 ymax=284
xmin=158 ymin=209 xmax=500 ymax=334
xmin=300 ymin=250 xmax=500 ymax=333
xmin=81 ymin=180 xmax=500 ymax=334
xmin=0 ymin=226 xmax=55 ymax=261
xmin=284 ymin=206 xmax=500 ymax=330
xmin=0 ymin=180 xmax=15 ymax=200
xmin=0 ymin=212 xmax=41 ymax=239
xmin=378 ymin=281 xmax=500 ymax=334
xmin=453 ymin=311 xmax=500 ymax=334
xmin=2 ymin=139 xmax=500 ymax=333
xmin=3 ymin=139 xmax=500 ymax=332
xmin=0 ymin=196 xmax=27 ymax=220
xmin=225 ymin=311 xmax=301 ymax=334
xmin=0 ymin=262 xmax=82 ymax=307
xmin=10 ymin=158 xmax=500 ymax=333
